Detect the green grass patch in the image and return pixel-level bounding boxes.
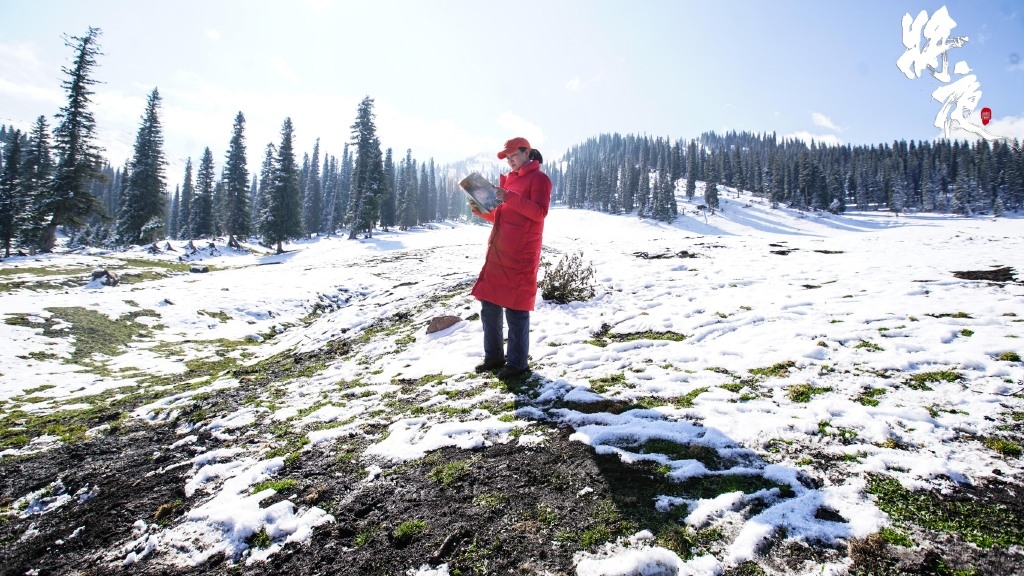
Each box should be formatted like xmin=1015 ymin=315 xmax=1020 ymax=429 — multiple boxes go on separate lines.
xmin=251 ymin=478 xmax=298 ymax=494
xmin=0 ymin=265 xmax=95 ymax=279
xmin=719 ymin=382 xmax=745 ymax=394
xmin=748 ymin=361 xmax=795 ymax=378
xmin=624 ymin=438 xmax=723 ymax=470
xmin=729 ymin=561 xmax=768 ymax=575
xmin=673 ymin=386 xmax=709 ymax=408
xmin=198 ymin=310 xmax=231 ymax=322
xmin=878 ymin=526 xmax=914 ymax=547
xmin=855 ymin=340 xmax=884 ymax=352
xmin=354 ymin=525 xmax=377 ymax=547
xmin=589 ymin=372 xmax=627 ymax=394
xmin=818 ymin=420 xmax=858 ymax=443
xmin=535 ymin=503 xmax=559 ymax=527
xmin=857 ymin=387 xmax=887 ymax=406
xmin=0 ymin=402 xmax=124 ymax=450
xmin=247 ymin=527 xmax=272 ymax=549
xmin=867 ymin=475 xmax=1024 ymax=548
xmin=20 ymin=385 xmax=56 ymax=395
xmin=983 ymin=437 xmax=1022 ymax=457
xmin=960 ymin=329 xmax=974 ymax=337
xmin=114 ymin=258 xmax=195 ymax=273
xmin=392 ymin=520 xmax=427 ymax=545
xmin=472 ymin=492 xmax=507 ymax=510
xmin=612 ymin=331 xmax=688 ymax=342
xmin=926 ymin=312 xmax=973 ymax=319
xmin=586 ymin=324 xmax=687 ymax=347
xmin=906 ymin=370 xmax=962 ymax=391
xmin=428 ymin=460 xmax=470 ymax=485
xmin=32 ymin=306 xmax=161 ymax=362
xmin=996 ymin=351 xmax=1021 ymax=362
xmin=787 ymin=383 xmax=832 ymax=403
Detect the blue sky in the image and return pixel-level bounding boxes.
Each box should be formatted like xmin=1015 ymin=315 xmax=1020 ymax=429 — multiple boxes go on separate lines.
xmin=1 ymin=0 xmax=1022 ymax=177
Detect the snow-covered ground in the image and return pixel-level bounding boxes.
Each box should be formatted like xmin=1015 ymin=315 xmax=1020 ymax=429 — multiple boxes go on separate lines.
xmin=2 ymin=189 xmax=1022 ymax=575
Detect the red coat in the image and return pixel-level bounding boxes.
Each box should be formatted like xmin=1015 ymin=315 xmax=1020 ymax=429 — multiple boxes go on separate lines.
xmin=471 ymin=160 xmax=552 ymax=311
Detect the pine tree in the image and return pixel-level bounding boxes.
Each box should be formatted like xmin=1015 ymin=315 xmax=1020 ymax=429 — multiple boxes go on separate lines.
xmin=636 ymin=146 xmax=650 ymax=217
xmin=379 ymin=148 xmax=396 ymax=230
xmin=334 ymin=144 xmax=352 ymax=229
xmin=248 ymin=174 xmax=259 ymax=232
xmin=39 ymin=27 xmax=107 ymax=252
xmin=417 ymin=163 xmax=430 ymax=225
xmin=321 ymin=155 xmax=338 ymax=234
xmin=0 ymin=131 xmax=24 ymax=256
xmin=347 ymin=97 xmax=385 ymax=239
xmin=19 ymin=116 xmax=55 ymax=249
xmin=260 ymin=118 xmax=302 ymax=253
xmin=222 ymin=111 xmax=251 ymax=246
xmin=705 ymin=160 xmax=720 ymax=211
xmin=302 ymin=138 xmax=322 ymax=235
xmin=177 ymin=159 xmax=194 ymax=239
xmin=685 ymin=140 xmax=698 ymax=201
xmin=398 ymin=150 xmax=417 ymax=230
xmin=212 ymin=180 xmax=225 ymax=236
xmin=652 ymin=153 xmax=673 ymax=222
xmin=168 ymin=184 xmax=180 ymax=239
xmin=116 ymin=88 xmax=167 ymax=244
xmin=253 ymin=143 xmax=275 ymax=234
xmin=190 ymin=148 xmax=216 ymax=237
xmin=428 ymin=160 xmax=439 ymax=221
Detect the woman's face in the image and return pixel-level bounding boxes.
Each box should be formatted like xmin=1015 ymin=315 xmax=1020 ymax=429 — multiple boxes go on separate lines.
xmin=505 ymin=148 xmax=528 ymax=171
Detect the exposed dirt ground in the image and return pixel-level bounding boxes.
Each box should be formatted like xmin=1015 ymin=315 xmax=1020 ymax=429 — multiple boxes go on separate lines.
xmin=3 ymin=401 xmax=1023 ymax=576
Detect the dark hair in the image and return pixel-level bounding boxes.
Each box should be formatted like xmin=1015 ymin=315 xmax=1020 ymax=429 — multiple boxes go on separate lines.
xmin=525 ymin=147 xmax=543 ymax=164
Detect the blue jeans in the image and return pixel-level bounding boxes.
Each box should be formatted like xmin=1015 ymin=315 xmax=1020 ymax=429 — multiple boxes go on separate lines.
xmin=480 ymin=300 xmax=530 ymax=370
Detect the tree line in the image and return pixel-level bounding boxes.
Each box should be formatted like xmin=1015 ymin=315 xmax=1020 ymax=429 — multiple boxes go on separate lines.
xmin=0 ymin=28 xmax=475 ymax=257
xmin=551 ymin=130 xmax=1024 ymax=219
xmin=4 ymin=28 xmax=1023 ymax=258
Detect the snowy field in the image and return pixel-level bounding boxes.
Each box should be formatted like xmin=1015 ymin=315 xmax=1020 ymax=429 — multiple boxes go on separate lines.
xmin=1 ymin=189 xmax=1022 ymax=575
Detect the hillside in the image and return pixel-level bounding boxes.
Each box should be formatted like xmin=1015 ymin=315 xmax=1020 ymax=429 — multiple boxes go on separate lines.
xmin=1 ymin=190 xmax=1023 ymax=576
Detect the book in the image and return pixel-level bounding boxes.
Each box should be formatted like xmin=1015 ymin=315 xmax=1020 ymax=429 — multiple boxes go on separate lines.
xmin=459 ymin=172 xmax=500 ymax=213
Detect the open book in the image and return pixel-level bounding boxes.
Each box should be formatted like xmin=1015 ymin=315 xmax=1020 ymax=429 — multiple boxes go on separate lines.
xmin=459 ymin=172 xmax=500 ymax=213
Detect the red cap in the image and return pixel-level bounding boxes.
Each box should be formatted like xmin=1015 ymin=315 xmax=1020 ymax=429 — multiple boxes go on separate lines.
xmin=497 ymin=137 xmax=531 ymax=159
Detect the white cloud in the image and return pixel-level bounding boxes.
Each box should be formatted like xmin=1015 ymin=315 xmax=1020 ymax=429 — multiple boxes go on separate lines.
xmin=205 ymin=28 xmax=221 ymax=41
xmin=269 ymin=57 xmax=299 ymax=83
xmin=373 ymin=98 xmax=492 ymax=162
xmin=496 ymin=112 xmax=545 ymax=148
xmin=811 ymin=112 xmax=841 ymax=132
xmin=943 ymin=113 xmax=1024 ymax=143
xmin=0 ymin=40 xmax=63 ymax=123
xmin=564 ymin=70 xmax=607 ymax=92
xmin=783 ymin=131 xmax=844 ymax=147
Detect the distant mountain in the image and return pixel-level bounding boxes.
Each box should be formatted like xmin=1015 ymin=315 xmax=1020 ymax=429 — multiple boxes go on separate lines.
xmin=440 ymin=152 xmax=505 ymax=182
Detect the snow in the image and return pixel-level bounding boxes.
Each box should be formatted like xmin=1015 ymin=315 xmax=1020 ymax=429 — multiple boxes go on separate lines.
xmin=2 ymin=189 xmax=1023 ymax=574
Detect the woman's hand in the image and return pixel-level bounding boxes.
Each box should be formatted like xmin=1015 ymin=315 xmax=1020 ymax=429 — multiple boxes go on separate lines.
xmin=496 ymin=188 xmax=507 ymax=203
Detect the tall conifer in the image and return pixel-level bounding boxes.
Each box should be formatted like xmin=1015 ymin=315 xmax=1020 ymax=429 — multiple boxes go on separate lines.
xmin=116 ymin=88 xmax=167 ymax=244
xmin=222 ymin=111 xmax=251 ymax=246
xmin=39 ymin=27 xmax=106 ymax=252
xmin=260 ymin=118 xmax=302 ymax=253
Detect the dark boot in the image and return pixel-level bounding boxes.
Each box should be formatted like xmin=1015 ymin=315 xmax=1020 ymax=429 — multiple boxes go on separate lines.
xmin=474 ymin=358 xmax=506 ymax=373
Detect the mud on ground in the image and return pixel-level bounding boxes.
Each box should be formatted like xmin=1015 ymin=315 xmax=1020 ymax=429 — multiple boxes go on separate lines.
xmin=3 ymin=407 xmax=1023 ymax=576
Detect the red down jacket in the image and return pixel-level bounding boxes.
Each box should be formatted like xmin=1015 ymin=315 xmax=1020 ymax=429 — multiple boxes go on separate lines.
xmin=471 ymin=160 xmax=552 ymax=311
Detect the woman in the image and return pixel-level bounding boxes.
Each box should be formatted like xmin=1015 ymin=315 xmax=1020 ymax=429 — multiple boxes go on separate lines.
xmin=470 ymin=137 xmax=552 ymax=380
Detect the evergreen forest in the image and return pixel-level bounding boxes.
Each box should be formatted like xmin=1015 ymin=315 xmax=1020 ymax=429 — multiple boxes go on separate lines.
xmin=2 ymin=28 xmax=1022 ymax=258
